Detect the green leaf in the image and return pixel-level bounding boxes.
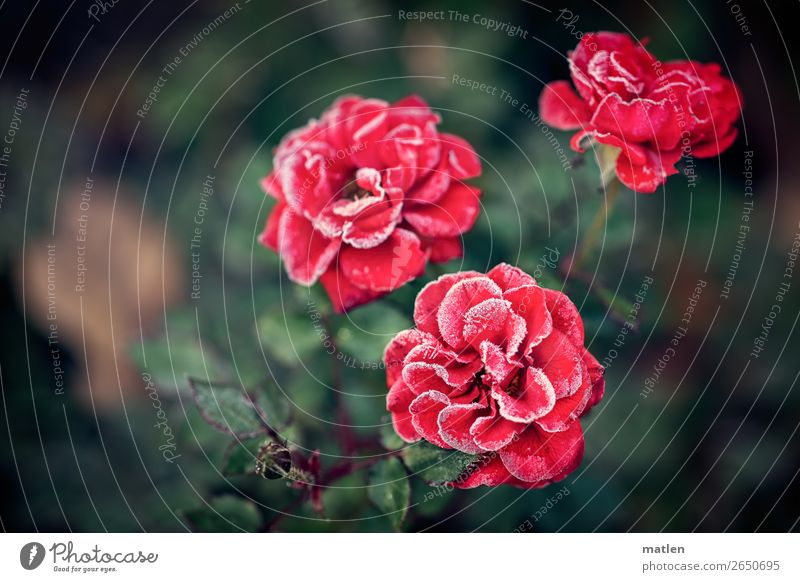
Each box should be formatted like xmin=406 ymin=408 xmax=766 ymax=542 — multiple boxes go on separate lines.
xmin=252 ymin=381 xmax=291 ymax=429
xmin=368 ymin=457 xmax=410 ymax=531
xmin=183 ymin=495 xmax=262 ymax=532
xmin=130 ymin=310 xmax=232 ymax=393
xmin=379 ymin=416 xmax=405 ymax=451
xmin=257 ymin=309 xmax=320 ymax=366
xmin=132 ymin=337 xmax=231 ymax=394
xmin=402 ymin=442 xmax=478 ymax=484
xmin=222 ymin=436 xmax=267 ymax=476
xmin=188 ymin=378 xmax=265 ymax=437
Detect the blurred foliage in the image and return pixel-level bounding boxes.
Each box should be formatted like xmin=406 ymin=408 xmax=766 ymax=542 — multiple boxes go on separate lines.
xmin=1 ymin=0 xmax=799 ymax=533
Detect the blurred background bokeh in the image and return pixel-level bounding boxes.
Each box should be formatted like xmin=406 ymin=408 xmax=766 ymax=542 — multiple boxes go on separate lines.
xmin=1 ymin=0 xmax=798 ymax=532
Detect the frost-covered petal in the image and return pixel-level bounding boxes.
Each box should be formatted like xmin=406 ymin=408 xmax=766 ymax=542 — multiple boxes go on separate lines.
xmin=424 ymin=235 xmax=463 ymax=264
xmin=462 ymin=298 xmax=521 ymax=351
xmin=438 ymin=402 xmax=486 ymax=454
xmin=480 ymin=341 xmax=523 ymax=388
xmin=338 ymin=228 xmax=427 ymax=292
xmin=486 ymin=263 xmax=536 ymax=291
xmin=470 ymin=402 xmax=526 ymax=451
xmin=591 ymin=93 xmax=681 ymax=150
xmin=582 ymin=348 xmax=605 ymax=412
xmin=503 ymin=285 xmax=553 ymax=355
xmin=437 ymin=277 xmax=503 ymax=351
xmin=499 ymin=423 xmax=584 ymax=483
xmin=543 ymin=288 xmax=584 ymax=347
xmin=536 ymin=360 xmax=592 ymax=433
xmin=279 ymin=148 xmax=335 ymax=219
xmin=413 ymin=271 xmax=482 ymax=335
xmin=453 ymin=454 xmax=515 ymax=488
xmin=492 ymin=367 xmax=556 ymax=423
xmin=386 ymin=379 xmax=420 ymax=443
xmin=402 ymin=342 xmax=482 ymax=395
xmin=613 ymin=145 xmax=682 ymax=193
xmin=319 ymin=265 xmax=383 ymax=314
xmin=409 ymin=391 xmax=451 ymax=448
xmin=277 ymin=209 xmax=340 ymax=286
xmin=530 ymin=330 xmax=583 ymax=398
xmin=539 ymin=81 xmax=591 ymax=130
xmin=383 ymin=329 xmax=436 ymax=387
xmin=438 ymin=132 xmax=481 ymax=180
xmin=404 ymin=183 xmax=481 ymax=238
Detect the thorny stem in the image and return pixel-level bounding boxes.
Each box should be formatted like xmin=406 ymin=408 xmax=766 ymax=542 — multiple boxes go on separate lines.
xmin=265 ymin=451 xmax=401 ymax=531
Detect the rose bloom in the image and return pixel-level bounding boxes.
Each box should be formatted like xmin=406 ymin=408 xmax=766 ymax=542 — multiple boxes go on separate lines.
xmin=259 ymin=95 xmax=482 ymax=312
xmin=384 ymin=264 xmax=604 ymax=488
xmin=539 ymin=32 xmax=741 ymax=192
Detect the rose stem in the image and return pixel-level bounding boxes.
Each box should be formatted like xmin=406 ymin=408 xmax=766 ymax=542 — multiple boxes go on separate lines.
xmin=320 ymin=312 xmax=357 ymax=455
xmin=573 ymin=176 xmax=621 ymax=270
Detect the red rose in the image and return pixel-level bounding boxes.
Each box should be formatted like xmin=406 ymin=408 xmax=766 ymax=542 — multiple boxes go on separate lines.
xmin=539 ymin=32 xmax=741 ymax=192
xmin=259 ymin=95 xmax=482 ymax=312
xmin=384 ymin=264 xmax=604 ymax=488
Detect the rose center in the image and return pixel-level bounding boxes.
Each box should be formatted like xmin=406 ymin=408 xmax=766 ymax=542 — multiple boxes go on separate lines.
xmin=340 ymin=179 xmax=372 ymax=201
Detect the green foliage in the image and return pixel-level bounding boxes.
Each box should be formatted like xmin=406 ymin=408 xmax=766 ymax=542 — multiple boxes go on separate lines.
xmin=183 ymin=495 xmax=262 ymax=533
xmin=188 ymin=378 xmax=265 ymax=437
xmin=335 ymin=303 xmax=412 ymax=364
xmin=368 ymin=457 xmax=410 ymax=531
xmin=379 ymin=416 xmax=406 ymax=451
xmin=257 ymin=309 xmax=321 ymax=366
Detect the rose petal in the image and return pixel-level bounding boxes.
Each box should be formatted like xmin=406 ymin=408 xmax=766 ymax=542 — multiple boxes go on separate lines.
xmin=692 ymin=128 xmax=738 ymax=158
xmin=439 ymin=133 xmax=481 ymax=180
xmin=613 ymin=146 xmax=681 ymax=193
xmin=582 ymin=348 xmax=605 ymax=411
xmin=480 ymin=341 xmax=523 ymax=388
xmin=470 ymin=401 xmax=527 ymax=452
xmin=453 ymin=454 xmax=515 ymax=488
xmin=413 ymin=271 xmax=482 ymax=336
xmin=504 ymin=285 xmax=553 ymax=355
xmin=438 ymin=402 xmax=486 ymax=453
xmin=539 ymin=81 xmax=591 ymax=130
xmin=543 ymin=288 xmax=585 ymax=347
xmin=277 ymin=209 xmax=341 ymax=285
xmin=338 ymin=228 xmax=427 ymax=292
xmin=437 ymin=277 xmax=503 ymax=351
xmin=530 ymin=330 xmax=583 ymax=398
xmin=462 ymin=298 xmax=517 ymax=350
xmin=383 ymin=329 xmax=436 ymax=387
xmin=499 ymin=423 xmax=584 ymax=483
xmin=319 ymin=265 xmax=383 ymax=313
xmin=258 ymin=200 xmax=287 ymax=251
xmin=591 ymin=93 xmax=681 ymax=150
xmin=404 ymin=183 xmax=481 ymax=238
xmin=486 ymin=263 xmax=536 ymax=291
xmin=402 ymin=342 xmax=482 ymax=395
xmin=423 ymin=235 xmax=463 ymax=264
xmin=279 ymin=149 xmax=335 ymax=219
xmin=492 ymin=367 xmax=556 ymax=423
xmin=386 ymin=379 xmax=420 ymax=443
xmin=409 ymin=391 xmax=451 ymax=448
xmin=536 ymin=360 xmax=592 ymax=433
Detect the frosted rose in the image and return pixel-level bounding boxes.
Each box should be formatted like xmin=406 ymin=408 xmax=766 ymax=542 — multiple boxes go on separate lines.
xmin=259 ymin=95 xmax=482 ymax=312
xmin=384 ymin=264 xmax=604 ymax=488
xmin=540 ymin=32 xmax=741 ymax=192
